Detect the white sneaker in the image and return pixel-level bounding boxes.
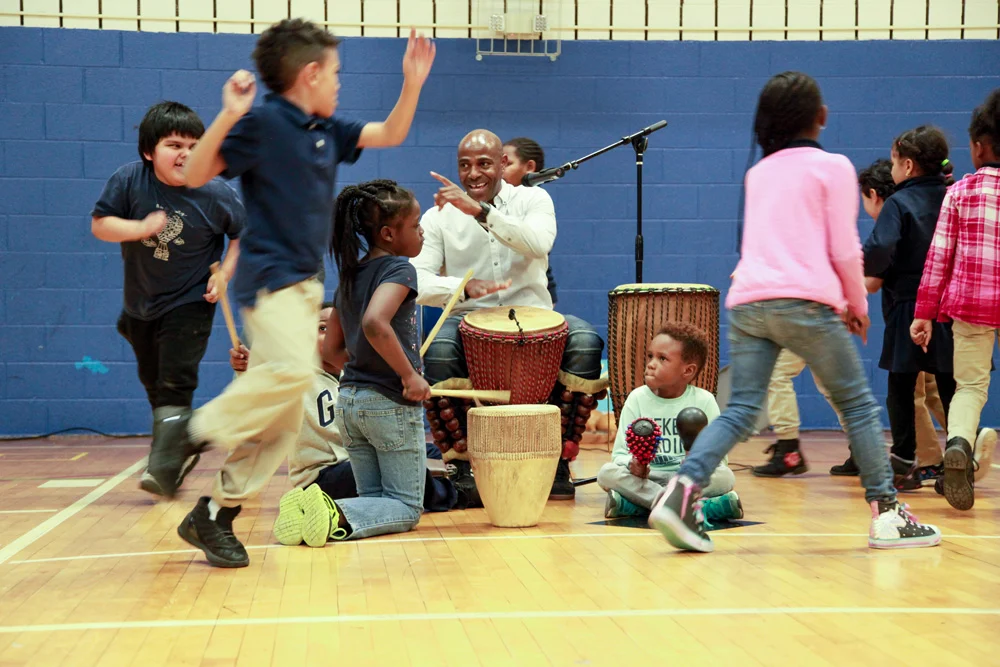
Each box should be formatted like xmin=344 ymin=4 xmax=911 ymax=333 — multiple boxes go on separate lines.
xmin=868 ymin=500 xmax=941 ymax=549
xmin=973 ymin=428 xmax=996 ymax=483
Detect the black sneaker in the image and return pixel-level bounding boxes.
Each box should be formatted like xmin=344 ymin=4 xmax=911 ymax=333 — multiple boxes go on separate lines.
xmin=868 ymin=499 xmax=941 ymax=549
xmin=752 ymin=439 xmax=808 ymax=477
xmin=890 ymin=454 xmax=922 ymax=491
xmin=648 ymin=475 xmax=714 ymax=553
xmin=549 ymin=458 xmax=575 ymax=500
xmin=918 ymin=463 xmax=943 ymax=484
xmin=449 ymin=460 xmax=482 ymax=509
xmin=139 ymin=453 xmax=201 ymax=497
xmin=177 ymin=497 xmax=250 ymax=568
xmin=830 ymin=456 xmax=859 ymax=476
xmin=149 ymin=407 xmax=207 ymax=499
xmin=943 ymin=437 xmax=975 ymax=511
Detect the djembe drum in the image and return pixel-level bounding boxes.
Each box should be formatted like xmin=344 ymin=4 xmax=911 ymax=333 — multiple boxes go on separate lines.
xmin=467 ymin=404 xmax=562 ymax=527
xmin=461 ymin=306 xmax=568 ymax=404
xmin=607 ymin=283 xmax=720 ymax=421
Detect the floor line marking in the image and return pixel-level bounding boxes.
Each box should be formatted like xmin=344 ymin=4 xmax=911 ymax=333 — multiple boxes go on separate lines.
xmin=0 ymin=457 xmax=146 ymax=565
xmin=6 ymin=529 xmax=998 ymax=565
xmin=1 ymin=606 xmax=998 ymax=634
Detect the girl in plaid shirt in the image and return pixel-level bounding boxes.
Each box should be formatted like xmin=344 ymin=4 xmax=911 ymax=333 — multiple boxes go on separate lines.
xmin=912 ymin=88 xmax=1000 ymax=512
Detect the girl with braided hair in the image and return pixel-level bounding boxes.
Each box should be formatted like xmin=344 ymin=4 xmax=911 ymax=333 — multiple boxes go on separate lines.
xmin=305 ymin=179 xmax=432 ymax=543
xmin=863 ymin=126 xmax=958 ymax=493
xmin=650 ymin=71 xmax=941 ymax=553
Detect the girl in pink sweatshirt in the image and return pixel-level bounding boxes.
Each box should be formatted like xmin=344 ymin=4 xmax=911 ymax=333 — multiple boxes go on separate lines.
xmin=649 ymin=71 xmax=941 ymax=554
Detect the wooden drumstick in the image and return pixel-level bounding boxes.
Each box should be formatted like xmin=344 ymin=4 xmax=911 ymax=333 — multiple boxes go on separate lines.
xmin=420 ymin=268 xmax=474 ymax=358
xmin=430 ymin=388 xmax=511 ymax=403
xmin=210 ymin=262 xmax=241 ymax=349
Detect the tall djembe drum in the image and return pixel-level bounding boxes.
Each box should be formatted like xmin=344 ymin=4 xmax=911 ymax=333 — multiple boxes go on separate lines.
xmin=607 ymin=283 xmax=720 ymax=421
xmin=467 ymin=404 xmax=562 ymax=527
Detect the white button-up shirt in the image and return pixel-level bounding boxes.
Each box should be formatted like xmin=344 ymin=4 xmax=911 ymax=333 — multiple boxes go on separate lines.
xmin=411 ymin=180 xmax=556 ymax=314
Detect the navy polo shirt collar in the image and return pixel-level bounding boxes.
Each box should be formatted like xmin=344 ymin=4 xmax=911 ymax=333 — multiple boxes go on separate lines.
xmin=264 ymin=93 xmax=332 ymax=130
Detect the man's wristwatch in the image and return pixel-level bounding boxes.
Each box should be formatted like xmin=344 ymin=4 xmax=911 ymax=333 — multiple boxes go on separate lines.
xmin=475 ymin=201 xmax=491 ymax=224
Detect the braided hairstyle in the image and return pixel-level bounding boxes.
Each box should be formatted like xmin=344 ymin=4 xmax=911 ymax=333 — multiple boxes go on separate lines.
xmin=858 ymin=158 xmax=896 ymax=201
xmin=504 ymin=137 xmax=545 ymax=171
xmin=969 ymin=88 xmax=1000 ymax=157
xmin=893 ymin=125 xmax=954 ymax=185
xmin=331 ymin=179 xmax=416 ymax=303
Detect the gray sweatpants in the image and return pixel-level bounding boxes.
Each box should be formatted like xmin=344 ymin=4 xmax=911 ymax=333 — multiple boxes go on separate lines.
xmin=597 ymin=461 xmax=736 ymax=510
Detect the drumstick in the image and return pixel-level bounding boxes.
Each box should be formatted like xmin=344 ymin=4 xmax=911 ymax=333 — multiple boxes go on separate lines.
xmin=210 ymin=262 xmax=241 ymax=349
xmin=430 ymin=388 xmax=511 ymax=403
xmin=420 ymin=268 xmax=474 ymax=358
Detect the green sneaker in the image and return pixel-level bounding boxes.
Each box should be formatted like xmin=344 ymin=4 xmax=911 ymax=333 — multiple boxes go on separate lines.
xmin=301 ymin=484 xmax=348 ymax=546
xmin=700 ymin=491 xmax=744 ymax=529
xmin=273 ymin=487 xmax=305 ymax=546
xmin=604 ymin=490 xmax=646 ymax=519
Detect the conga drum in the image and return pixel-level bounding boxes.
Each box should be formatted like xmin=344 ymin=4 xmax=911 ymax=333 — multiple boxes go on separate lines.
xmin=460 ymin=306 xmax=568 ymax=405
xmin=607 ymin=283 xmax=720 ymax=421
xmin=467 ymin=404 xmax=562 ymax=527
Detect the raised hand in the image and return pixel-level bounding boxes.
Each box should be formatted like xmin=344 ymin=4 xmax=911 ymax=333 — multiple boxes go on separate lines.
xmin=402 ymin=28 xmax=436 ymax=86
xmin=223 ymin=69 xmax=256 ymax=118
xmin=430 ymin=171 xmax=480 ymax=216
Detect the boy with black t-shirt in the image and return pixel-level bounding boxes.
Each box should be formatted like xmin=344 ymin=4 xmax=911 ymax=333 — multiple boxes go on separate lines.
xmin=91 ymin=101 xmax=245 ymax=496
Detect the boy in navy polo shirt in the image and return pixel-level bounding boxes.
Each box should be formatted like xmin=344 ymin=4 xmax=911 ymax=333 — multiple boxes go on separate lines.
xmin=90 ymin=101 xmax=245 ymax=497
xmin=151 ymin=18 xmax=436 ymax=568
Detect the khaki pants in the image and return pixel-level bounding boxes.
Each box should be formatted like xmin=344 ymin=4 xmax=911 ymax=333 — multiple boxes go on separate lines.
xmin=190 ymin=281 xmax=323 ymax=507
xmin=767 ymin=349 xmax=945 ymax=464
xmin=948 ymin=319 xmax=998 ymax=444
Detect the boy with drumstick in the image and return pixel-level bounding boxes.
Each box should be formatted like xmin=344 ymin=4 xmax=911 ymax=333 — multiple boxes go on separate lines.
xmin=153 ymin=19 xmax=436 ymax=568
xmin=90 ymin=101 xmax=245 ymax=497
xmin=597 ymin=323 xmax=743 ymax=525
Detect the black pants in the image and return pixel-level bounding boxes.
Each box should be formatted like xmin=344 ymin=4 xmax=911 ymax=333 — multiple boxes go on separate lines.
xmin=313 ymin=460 xmax=458 ymax=512
xmin=117 ymin=301 xmax=215 ymax=409
xmin=887 ymin=371 xmax=956 ymax=461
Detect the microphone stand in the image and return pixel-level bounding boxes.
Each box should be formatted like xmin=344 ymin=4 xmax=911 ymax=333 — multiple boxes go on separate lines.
xmin=522 ymin=120 xmax=667 ymax=283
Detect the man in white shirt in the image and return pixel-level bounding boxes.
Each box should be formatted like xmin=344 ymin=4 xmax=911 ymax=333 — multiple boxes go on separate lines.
xmin=412 ymin=129 xmax=604 ymax=499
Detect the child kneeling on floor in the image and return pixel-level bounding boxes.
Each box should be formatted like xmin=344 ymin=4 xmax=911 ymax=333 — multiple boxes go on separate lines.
xmin=597 ymin=323 xmax=743 ymax=527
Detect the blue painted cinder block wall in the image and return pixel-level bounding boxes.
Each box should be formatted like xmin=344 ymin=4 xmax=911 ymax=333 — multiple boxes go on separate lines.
xmin=1 ymin=27 xmax=998 ymax=436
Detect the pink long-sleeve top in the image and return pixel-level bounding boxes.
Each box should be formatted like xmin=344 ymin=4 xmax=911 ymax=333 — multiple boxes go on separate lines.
xmin=728 ymin=145 xmax=868 ymax=317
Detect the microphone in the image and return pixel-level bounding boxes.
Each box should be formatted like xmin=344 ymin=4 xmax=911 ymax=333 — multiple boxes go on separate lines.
xmin=521 ymin=166 xmax=567 ymax=188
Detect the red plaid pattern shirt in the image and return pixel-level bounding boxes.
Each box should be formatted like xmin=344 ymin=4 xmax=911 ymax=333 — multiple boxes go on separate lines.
xmin=915 ymin=165 xmax=1000 ymax=328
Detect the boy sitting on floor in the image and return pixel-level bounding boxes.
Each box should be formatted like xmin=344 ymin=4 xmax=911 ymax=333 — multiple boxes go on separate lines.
xmin=597 ymin=323 xmax=743 ymax=526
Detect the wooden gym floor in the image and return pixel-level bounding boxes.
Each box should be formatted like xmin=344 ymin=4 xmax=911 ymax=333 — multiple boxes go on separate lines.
xmin=0 ymin=432 xmax=998 ymax=666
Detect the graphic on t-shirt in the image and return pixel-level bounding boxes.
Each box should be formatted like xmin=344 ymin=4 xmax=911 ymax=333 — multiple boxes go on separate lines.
xmin=141 ymin=208 xmax=186 ymax=260
xmin=651 ymin=416 xmax=685 ymax=467
xmin=317 ymin=389 xmax=336 ymax=428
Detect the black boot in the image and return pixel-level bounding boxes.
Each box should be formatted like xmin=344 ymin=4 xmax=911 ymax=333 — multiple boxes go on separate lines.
xmin=177 ymin=497 xmax=250 ymax=568
xmin=148 ymin=406 xmax=206 ymax=498
xmin=449 ymin=460 xmax=482 ymax=509
xmin=942 ymin=436 xmax=975 ymax=510
xmin=830 ymin=456 xmax=860 ymax=476
xmin=549 ymin=459 xmax=575 ymax=500
xmin=752 ymin=439 xmax=808 ymax=477
xmin=890 ymin=454 xmax=922 ymax=491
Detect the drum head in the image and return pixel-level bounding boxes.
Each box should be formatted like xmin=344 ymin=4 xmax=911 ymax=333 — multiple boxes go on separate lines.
xmin=610 ymin=283 xmax=717 ymax=293
xmin=463 ymin=306 xmax=565 ymax=334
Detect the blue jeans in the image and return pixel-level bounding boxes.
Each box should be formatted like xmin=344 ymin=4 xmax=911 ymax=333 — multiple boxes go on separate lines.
xmin=679 ymin=299 xmax=896 ymax=503
xmin=334 ymin=387 xmax=426 ymax=539
xmin=423 ymin=313 xmax=605 ymax=384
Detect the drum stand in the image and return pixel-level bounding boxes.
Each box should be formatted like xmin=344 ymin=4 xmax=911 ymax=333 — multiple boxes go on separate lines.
xmin=520 ymin=120 xmax=668 ymax=283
